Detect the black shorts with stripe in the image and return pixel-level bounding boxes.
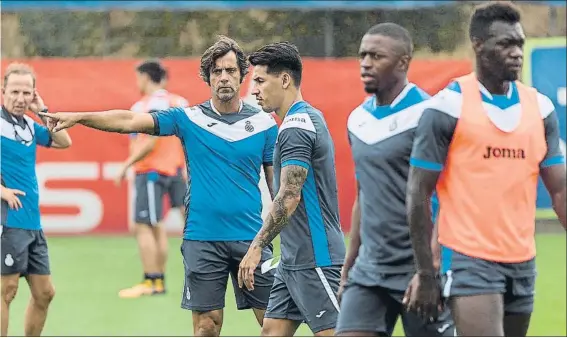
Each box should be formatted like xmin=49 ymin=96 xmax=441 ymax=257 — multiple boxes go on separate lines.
xmin=265 ymin=265 xmax=341 ymax=334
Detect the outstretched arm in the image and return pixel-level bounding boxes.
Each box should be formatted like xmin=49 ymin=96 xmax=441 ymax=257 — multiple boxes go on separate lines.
xmin=28 ymin=92 xmax=71 ymax=149
xmin=78 ymin=110 xmax=156 ymax=134
xmin=40 ymin=106 xmax=186 ymax=137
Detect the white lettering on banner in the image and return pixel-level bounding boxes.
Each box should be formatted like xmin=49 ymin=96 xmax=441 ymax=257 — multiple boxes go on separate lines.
xmin=37 ymin=162 xmax=123 ymax=233
xmin=558 ymin=87 xmax=566 ymax=107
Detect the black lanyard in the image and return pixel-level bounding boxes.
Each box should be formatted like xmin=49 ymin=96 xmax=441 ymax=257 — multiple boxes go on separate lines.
xmin=1 ymin=107 xmax=33 ymax=145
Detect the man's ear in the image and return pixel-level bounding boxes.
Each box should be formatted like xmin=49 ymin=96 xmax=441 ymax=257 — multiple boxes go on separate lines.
xmin=398 ymin=55 xmax=411 ymax=72
xmin=282 ymin=73 xmax=291 ymax=89
xmin=471 ymin=37 xmax=484 ymax=55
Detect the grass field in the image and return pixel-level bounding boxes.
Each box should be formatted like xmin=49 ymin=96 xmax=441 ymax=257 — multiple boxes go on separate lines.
xmin=6 ymin=234 xmax=567 ymax=336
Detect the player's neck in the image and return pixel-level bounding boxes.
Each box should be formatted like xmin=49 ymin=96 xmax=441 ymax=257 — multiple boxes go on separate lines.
xmin=144 ymin=84 xmax=164 ymax=96
xmin=476 ymin=66 xmax=509 ymax=96
xmin=277 ymin=90 xmax=303 ymax=119
xmin=211 ymin=97 xmax=241 ymax=114
xmin=375 ymin=79 xmax=408 ymax=107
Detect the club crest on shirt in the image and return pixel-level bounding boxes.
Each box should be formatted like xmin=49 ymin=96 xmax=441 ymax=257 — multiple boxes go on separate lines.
xmin=245 ymin=120 xmax=254 ymax=133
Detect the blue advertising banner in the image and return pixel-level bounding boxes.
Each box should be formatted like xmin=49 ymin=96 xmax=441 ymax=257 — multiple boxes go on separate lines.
xmin=523 ymin=37 xmax=567 ymax=218
xmin=2 ymin=0 xmax=563 ymax=11
xmin=1 ymin=1 xmax=457 ymax=11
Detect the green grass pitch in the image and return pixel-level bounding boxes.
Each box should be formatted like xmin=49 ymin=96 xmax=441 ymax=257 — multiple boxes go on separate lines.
xmin=6 ymin=234 xmax=566 ymax=336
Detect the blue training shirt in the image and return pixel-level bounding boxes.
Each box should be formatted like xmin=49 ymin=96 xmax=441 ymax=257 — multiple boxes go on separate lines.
xmin=150 ymin=100 xmax=278 ymax=241
xmin=1 ymin=108 xmax=52 ymax=230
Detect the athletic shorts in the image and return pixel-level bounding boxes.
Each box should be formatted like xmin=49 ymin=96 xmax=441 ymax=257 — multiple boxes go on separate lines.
xmin=336 ymin=273 xmax=455 ymax=336
xmin=0 ymin=178 xmax=7 ymax=226
xmin=169 ymin=169 xmax=187 ymax=209
xmin=180 ymin=240 xmax=275 ymax=312
xmin=440 ymin=245 xmax=536 ymax=315
xmin=1 ymin=226 xmax=50 ymax=276
xmin=134 ymin=171 xmax=187 ymax=225
xmin=265 ymin=265 xmax=341 ymax=334
xmin=1 ymin=200 xmax=7 ymax=226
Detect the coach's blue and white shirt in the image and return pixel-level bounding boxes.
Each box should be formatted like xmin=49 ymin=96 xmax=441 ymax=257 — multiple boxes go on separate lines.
xmin=1 ymin=108 xmax=52 ymax=230
xmin=150 ymin=100 xmax=278 ymax=241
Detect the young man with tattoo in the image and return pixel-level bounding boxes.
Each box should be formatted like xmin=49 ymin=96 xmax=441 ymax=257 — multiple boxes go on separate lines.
xmin=404 ymin=2 xmax=566 ymax=336
xmin=239 ymin=42 xmax=346 ymax=336
xmin=38 ymin=36 xmax=279 ymax=337
xmin=335 ymin=23 xmax=454 ymax=337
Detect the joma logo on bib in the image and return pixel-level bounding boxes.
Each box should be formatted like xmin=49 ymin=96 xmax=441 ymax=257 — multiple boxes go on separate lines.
xmin=483 ymin=146 xmax=526 ymax=159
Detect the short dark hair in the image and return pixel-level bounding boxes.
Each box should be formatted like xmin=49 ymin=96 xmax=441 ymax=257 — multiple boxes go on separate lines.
xmin=469 ymin=1 xmax=521 ymax=41
xmin=366 ymin=22 xmax=413 ymax=57
xmin=136 ymin=59 xmax=167 ymax=84
xmin=248 ymin=42 xmax=303 ymax=87
xmin=199 ymin=35 xmax=249 ymax=85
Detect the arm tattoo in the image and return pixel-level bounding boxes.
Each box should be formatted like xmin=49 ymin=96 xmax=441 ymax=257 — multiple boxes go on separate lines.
xmin=253 ymin=165 xmax=308 ymax=249
xmin=406 ymin=167 xmax=440 ymax=276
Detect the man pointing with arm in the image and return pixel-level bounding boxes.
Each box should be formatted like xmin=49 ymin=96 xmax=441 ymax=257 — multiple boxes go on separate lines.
xmin=40 ymin=36 xmax=279 ymax=337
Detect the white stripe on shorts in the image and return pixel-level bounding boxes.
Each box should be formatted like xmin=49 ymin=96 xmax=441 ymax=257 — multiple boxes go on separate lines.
xmin=146 ymin=180 xmax=158 ymax=225
xmin=315 ymin=267 xmax=340 ymax=312
xmin=443 ymin=270 xmax=454 ymax=298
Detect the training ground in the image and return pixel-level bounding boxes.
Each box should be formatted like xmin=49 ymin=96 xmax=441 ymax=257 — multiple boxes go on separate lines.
xmin=7 ymin=221 xmax=566 ymax=336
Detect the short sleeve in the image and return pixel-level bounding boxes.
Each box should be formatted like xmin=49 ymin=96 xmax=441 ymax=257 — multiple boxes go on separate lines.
xmin=279 ymin=127 xmax=315 ymax=170
xmin=177 ymin=97 xmax=189 ymax=107
xmin=409 ymin=108 xmax=457 ymax=171
xmin=34 ymin=122 xmax=52 ymax=148
xmin=149 ymin=107 xmax=186 ymax=137
xmin=540 ymin=110 xmax=565 ymax=168
xmin=263 ymin=125 xmax=278 ymax=166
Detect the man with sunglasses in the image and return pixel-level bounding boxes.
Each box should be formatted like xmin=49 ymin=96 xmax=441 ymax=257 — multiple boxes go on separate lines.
xmin=1 ymin=63 xmax=72 ymax=337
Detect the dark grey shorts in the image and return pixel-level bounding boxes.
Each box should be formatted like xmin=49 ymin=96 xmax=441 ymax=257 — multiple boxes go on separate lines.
xmin=1 ymin=226 xmax=50 ymax=276
xmin=168 ymin=170 xmax=187 ymax=209
xmin=135 ymin=172 xmax=187 ymax=225
xmin=180 ymin=240 xmax=275 ymax=312
xmin=1 ymin=200 xmax=7 ymax=226
xmin=336 ymin=274 xmax=455 ymax=336
xmin=440 ymin=245 xmax=536 ymax=315
xmin=265 ymin=265 xmax=341 ymax=334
